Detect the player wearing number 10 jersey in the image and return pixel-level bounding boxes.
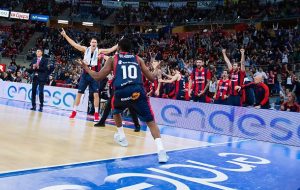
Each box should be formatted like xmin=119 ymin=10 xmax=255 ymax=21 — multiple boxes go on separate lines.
xmin=77 ymin=38 xmax=169 ymax=163
xmin=113 ymin=53 xmax=143 ymax=90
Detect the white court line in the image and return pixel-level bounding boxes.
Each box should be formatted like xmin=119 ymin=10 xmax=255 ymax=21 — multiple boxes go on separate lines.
xmin=0 ymin=139 xmax=251 ymax=176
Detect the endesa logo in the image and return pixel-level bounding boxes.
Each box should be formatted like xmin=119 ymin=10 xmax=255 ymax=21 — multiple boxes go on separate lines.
xmin=160 ymin=103 xmax=300 ymax=145
xmin=7 ymin=85 xmax=75 ymax=107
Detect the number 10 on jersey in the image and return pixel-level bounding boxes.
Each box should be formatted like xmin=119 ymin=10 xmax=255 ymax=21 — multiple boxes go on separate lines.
xmin=121 ymin=65 xmax=138 ymax=79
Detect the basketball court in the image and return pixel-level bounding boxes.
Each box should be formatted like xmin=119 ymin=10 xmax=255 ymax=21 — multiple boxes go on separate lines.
xmin=0 ymin=98 xmax=299 ymax=189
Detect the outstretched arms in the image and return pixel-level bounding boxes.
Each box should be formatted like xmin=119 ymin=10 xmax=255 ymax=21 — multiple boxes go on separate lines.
xmin=99 ymin=44 xmax=118 ymax=55
xmin=60 ymin=28 xmax=86 ymax=52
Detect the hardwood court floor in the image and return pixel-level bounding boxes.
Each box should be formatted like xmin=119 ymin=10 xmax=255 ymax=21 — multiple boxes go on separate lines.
xmin=0 ymin=104 xmax=211 ymax=173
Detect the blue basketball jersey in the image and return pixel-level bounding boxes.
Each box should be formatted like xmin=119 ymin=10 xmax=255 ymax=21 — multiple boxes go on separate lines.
xmin=113 ymin=53 xmax=143 ymax=90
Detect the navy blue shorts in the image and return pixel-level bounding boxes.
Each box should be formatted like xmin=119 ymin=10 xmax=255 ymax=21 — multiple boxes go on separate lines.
xmin=112 ymin=85 xmax=154 ymax=122
xmin=78 ymin=73 xmax=99 ymax=94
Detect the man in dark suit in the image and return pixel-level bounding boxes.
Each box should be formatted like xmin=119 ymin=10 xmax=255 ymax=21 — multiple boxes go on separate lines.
xmin=30 ymin=49 xmax=48 ymax=111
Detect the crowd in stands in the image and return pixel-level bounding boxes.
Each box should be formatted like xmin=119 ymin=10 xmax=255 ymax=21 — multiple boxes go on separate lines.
xmin=22 ymin=0 xmax=70 ymax=16
xmin=0 ymin=62 xmax=29 ymax=83
xmin=1 ymin=0 xmax=299 ymax=25
xmin=0 ymin=22 xmax=35 ymax=59
xmin=70 ymin=3 xmax=114 ymax=21
xmin=1 ymin=22 xmax=300 ymax=112
xmin=0 ymin=0 xmax=20 ymax=11
xmin=115 ymin=1 xmax=300 ymax=24
xmin=0 ymin=0 xmax=69 ymax=16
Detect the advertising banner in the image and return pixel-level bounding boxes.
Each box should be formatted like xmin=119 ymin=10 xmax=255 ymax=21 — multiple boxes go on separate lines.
xmin=10 ymin=11 xmax=29 ymax=20
xmin=150 ymin=97 xmax=300 ymax=146
xmin=102 ymin=0 xmax=139 ymax=8
xmin=0 ymin=81 xmax=88 ymax=112
xmin=197 ymin=1 xmax=221 ymax=9
xmin=0 ymin=64 xmax=6 ymax=72
xmin=0 ymin=10 xmax=9 ymax=18
xmin=30 ymin=14 xmax=49 ymax=22
xmin=151 ymin=1 xmax=187 ymax=8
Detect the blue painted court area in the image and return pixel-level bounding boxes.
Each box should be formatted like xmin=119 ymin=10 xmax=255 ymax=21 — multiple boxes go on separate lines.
xmin=0 ymin=98 xmax=300 ymax=190
xmin=0 ymin=140 xmax=299 ymax=190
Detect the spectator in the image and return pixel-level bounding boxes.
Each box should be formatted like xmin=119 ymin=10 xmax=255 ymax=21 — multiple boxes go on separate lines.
xmin=278 ymin=85 xmax=290 ymax=104
xmin=7 ymin=62 xmax=17 ymax=73
xmin=2 ymin=71 xmax=13 ymax=81
xmin=14 ymin=71 xmax=22 ymax=83
xmin=47 ymin=75 xmax=56 ymax=86
xmin=280 ymin=92 xmax=300 ymax=112
xmin=286 ymin=72 xmax=294 ymax=90
xmin=267 ymin=69 xmax=275 ymax=96
xmin=208 ymin=75 xmax=217 ymax=98
xmin=65 ymin=74 xmax=73 ymax=85
xmin=292 ymin=76 xmax=300 ymax=104
xmin=255 ymin=67 xmax=268 ymax=82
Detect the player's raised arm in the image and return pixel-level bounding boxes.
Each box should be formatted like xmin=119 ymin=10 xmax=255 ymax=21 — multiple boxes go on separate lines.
xmin=240 ymin=49 xmax=245 ymax=72
xmin=76 ymin=58 xmax=112 ymax=81
xmin=99 ymin=44 xmax=118 ymax=55
xmin=222 ymin=49 xmax=232 ymax=71
xmin=60 ymin=28 xmax=86 ymax=52
xmin=159 ymin=74 xmax=179 ymax=83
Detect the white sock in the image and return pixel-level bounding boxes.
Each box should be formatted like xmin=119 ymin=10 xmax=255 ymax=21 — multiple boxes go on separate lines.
xmin=73 ymin=106 xmax=77 ymax=112
xmin=155 ymin=138 xmax=164 ymax=153
xmin=95 ymin=107 xmax=99 ymax=113
xmin=117 ymin=126 xmax=125 ymax=139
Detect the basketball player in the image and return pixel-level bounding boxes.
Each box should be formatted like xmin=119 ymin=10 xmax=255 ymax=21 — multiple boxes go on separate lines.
xmin=213 ymin=70 xmax=231 ymax=105
xmin=60 ymin=28 xmax=117 ymax=121
xmin=159 ymin=68 xmax=186 ymax=101
xmin=76 ymin=38 xmax=169 ymax=163
xmin=188 ymin=59 xmax=211 ymax=102
xmin=222 ymin=49 xmax=245 ymax=106
xmin=94 ymin=72 xmax=141 ymax=132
